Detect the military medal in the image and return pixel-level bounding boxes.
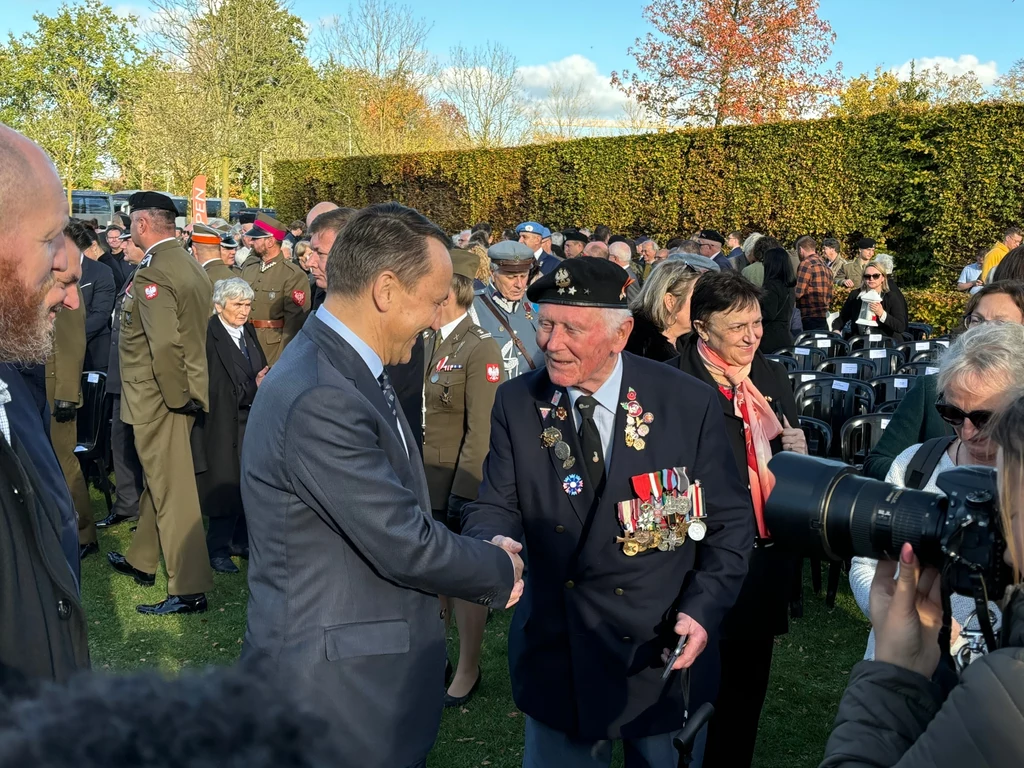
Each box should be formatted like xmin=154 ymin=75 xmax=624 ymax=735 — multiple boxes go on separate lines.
xmin=619 ymin=388 xmax=652 ymax=451
xmin=268 ymin=291 xmax=276 ymax=300
xmin=688 ymin=481 xmax=708 ymax=541
xmin=553 ymin=441 xmax=571 ymax=460
xmin=430 ymin=373 xmax=440 ymax=383
xmin=541 ymin=427 xmax=562 ymax=448
xmin=562 ymin=456 xmax=576 ymax=470
xmin=563 ymin=474 xmax=583 ymax=496
xmin=555 ymin=406 xmax=567 ymax=421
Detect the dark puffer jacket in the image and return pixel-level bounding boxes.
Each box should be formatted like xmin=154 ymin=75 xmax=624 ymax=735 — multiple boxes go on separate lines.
xmin=820 ymin=586 xmax=1024 ymax=767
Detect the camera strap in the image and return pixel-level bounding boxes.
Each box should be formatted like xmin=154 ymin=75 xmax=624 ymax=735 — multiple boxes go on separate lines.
xmin=905 ymin=436 xmax=955 ymax=490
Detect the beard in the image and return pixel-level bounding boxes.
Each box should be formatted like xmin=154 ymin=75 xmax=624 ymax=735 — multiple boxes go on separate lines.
xmin=0 ymin=258 xmax=58 ymax=364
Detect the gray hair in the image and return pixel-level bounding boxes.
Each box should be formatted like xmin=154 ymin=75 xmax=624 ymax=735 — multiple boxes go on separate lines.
xmin=742 ymin=233 xmax=763 ymax=257
xmin=873 ymin=253 xmax=895 ymax=275
xmin=937 ymin=322 xmax=1024 ymax=396
xmin=608 ymin=241 xmax=631 ymax=265
xmin=213 ymin=277 xmax=255 ymax=307
xmin=630 ymin=261 xmax=701 ymax=331
xmin=603 ymin=307 xmax=633 ymax=334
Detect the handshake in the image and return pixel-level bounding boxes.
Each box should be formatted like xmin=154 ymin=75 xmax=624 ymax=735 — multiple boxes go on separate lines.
xmin=489 ymin=535 xmax=525 ymax=609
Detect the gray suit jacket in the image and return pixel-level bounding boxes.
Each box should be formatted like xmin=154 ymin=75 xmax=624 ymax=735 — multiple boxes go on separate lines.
xmin=240 ymin=314 xmax=514 ymax=768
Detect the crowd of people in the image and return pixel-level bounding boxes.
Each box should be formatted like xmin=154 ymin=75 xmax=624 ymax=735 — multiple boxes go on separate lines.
xmin=1 ymin=121 xmax=1023 ymax=768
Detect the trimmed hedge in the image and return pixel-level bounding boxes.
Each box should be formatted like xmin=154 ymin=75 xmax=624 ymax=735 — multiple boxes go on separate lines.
xmin=274 ymin=104 xmax=1024 ymax=288
xmin=830 ymin=287 xmax=968 ymax=334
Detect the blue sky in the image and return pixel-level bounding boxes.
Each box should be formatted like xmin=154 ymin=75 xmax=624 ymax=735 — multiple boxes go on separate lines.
xmin=8 ymin=0 xmax=1021 ymax=118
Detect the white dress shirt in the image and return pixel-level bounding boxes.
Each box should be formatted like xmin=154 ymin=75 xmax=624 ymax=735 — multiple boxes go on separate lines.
xmin=439 ymin=313 xmax=467 ymax=342
xmin=567 ymin=354 xmax=623 ymax=471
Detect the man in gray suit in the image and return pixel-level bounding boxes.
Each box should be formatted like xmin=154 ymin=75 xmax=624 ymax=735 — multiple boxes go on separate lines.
xmin=240 ymin=202 xmax=524 ymax=768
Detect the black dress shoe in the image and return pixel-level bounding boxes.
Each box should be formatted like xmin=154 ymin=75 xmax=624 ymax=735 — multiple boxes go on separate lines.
xmin=79 ymin=542 xmax=99 ymax=560
xmin=136 ymin=593 xmax=207 ymax=616
xmin=96 ymin=512 xmax=138 ymax=529
xmin=444 ymin=668 xmax=481 ymax=708
xmin=210 ymin=556 xmax=239 ymax=574
xmin=107 ymin=551 xmax=155 ymax=586
xmin=228 ymin=544 xmax=249 ymax=560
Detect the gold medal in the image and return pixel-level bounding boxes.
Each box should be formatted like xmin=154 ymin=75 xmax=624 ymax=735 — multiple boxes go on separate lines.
xmin=635 ymin=530 xmax=653 ymax=549
xmin=623 ymin=540 xmax=640 ymax=556
xmin=541 ymin=427 xmax=562 ymax=448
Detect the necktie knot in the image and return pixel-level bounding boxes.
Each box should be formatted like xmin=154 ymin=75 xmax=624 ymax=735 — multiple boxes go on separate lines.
xmin=575 ymin=395 xmax=598 ymax=420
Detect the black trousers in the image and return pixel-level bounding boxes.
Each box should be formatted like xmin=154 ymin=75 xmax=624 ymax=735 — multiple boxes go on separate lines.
xmin=801 ymin=316 xmax=829 ymax=331
xmin=110 ymin=396 xmax=144 ymax=518
xmin=701 ymin=630 xmax=776 ymax=768
xmin=206 ymin=512 xmax=248 ymax=559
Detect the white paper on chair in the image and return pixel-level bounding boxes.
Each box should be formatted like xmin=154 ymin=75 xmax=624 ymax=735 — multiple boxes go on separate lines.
xmin=869 ymin=349 xmax=886 ymax=359
xmin=895 ymin=378 xmax=908 ymax=389
xmin=833 ymin=380 xmax=850 ymax=392
xmin=925 ymin=366 xmax=939 ymax=375
xmin=794 ymin=347 xmax=810 ymax=356
xmin=87 ymin=373 xmax=99 ymax=384
xmin=916 ymin=342 xmax=929 ymax=351
xmin=841 ymin=363 xmax=858 ymax=374
xmin=882 ymin=419 xmax=890 ymax=429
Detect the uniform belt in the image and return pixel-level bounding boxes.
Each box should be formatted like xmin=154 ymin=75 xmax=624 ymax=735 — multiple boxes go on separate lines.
xmin=251 ymin=320 xmax=284 ymax=329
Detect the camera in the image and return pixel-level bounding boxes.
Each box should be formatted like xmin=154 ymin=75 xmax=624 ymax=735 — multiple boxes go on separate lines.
xmin=765 ymin=453 xmax=1013 ymax=600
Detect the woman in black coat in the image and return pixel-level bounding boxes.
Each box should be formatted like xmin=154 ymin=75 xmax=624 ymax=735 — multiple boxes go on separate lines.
xmin=624 ymin=259 xmax=701 ymax=362
xmin=193 ymin=277 xmax=268 ymax=573
xmin=758 ymin=246 xmax=796 ymax=353
xmin=833 ymin=257 xmax=909 ymax=340
xmin=674 ymin=270 xmax=807 ymax=768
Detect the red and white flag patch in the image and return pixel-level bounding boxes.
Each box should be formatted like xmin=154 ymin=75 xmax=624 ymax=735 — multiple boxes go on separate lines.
xmin=143 ymin=284 xmax=158 ymax=300
xmin=486 ymin=363 xmax=501 ymax=383
xmin=292 ymin=290 xmax=306 ymax=306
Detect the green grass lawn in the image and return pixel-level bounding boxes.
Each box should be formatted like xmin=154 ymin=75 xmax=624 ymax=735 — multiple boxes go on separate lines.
xmin=82 ymin=489 xmax=869 ymax=767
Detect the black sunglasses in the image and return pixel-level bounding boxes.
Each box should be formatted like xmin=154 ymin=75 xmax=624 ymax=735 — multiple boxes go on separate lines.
xmin=934 ymin=399 xmax=993 ymax=430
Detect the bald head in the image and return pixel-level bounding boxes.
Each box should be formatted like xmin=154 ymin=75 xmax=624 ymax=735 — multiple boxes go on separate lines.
xmin=583 ymin=241 xmax=609 ymax=259
xmin=608 ymin=241 xmax=631 ymax=266
xmin=306 ymin=201 xmax=339 ymax=228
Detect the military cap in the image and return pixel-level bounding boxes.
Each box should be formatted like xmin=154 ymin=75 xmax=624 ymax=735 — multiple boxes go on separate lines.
xmin=488 ymin=240 xmax=535 ymax=273
xmin=127 ymin=191 xmax=178 ymax=214
xmin=856 ymin=237 xmax=876 ymax=250
xmin=220 ymin=235 xmax=239 ymax=249
xmin=694 ymin=229 xmax=725 ymax=245
xmin=117 ymin=228 xmax=132 ymax=241
xmin=206 ymin=217 xmax=230 ymax=230
xmin=191 ymin=222 xmax=222 ymax=245
xmin=527 ymin=257 xmax=631 ymax=308
xmin=562 ymin=230 xmax=588 ymax=245
xmin=665 ymin=252 xmax=720 ymax=272
xmin=450 ymin=249 xmax=480 ymax=280
xmin=248 ymin=212 xmax=288 ymax=240
xmin=516 ymin=221 xmax=551 ymax=238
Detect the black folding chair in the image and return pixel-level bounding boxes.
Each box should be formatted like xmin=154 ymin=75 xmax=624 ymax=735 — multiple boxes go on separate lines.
xmin=898 ymin=361 xmax=941 ymax=377
xmin=788 ymin=370 xmax=838 ymax=392
xmin=897 ymin=339 xmax=948 ymax=364
xmin=765 ymin=354 xmax=798 ymax=372
xmin=907 ymin=322 xmax=933 ymax=341
xmin=848 ymin=333 xmax=894 ymax=351
xmin=76 ymin=371 xmax=113 ymax=511
xmin=794 ymin=330 xmax=846 ymax=346
xmin=794 ymin=378 xmax=875 ymax=459
xmin=816 ymin=356 xmax=877 ymax=381
xmin=795 ymin=335 xmax=851 ymax=359
xmin=840 ymin=412 xmax=893 ymax=467
xmin=775 ymin=345 xmax=827 ymax=372
xmin=797 ymin=416 xmax=832 ymax=458
xmin=851 ymin=347 xmax=906 ymax=377
xmin=869 ymin=374 xmax=918 ymax=412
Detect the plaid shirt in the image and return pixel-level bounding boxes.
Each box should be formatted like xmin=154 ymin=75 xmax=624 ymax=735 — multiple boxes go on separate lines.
xmin=795 ymin=254 xmax=833 ymax=319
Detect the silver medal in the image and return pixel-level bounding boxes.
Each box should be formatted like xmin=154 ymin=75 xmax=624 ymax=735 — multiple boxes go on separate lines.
xmin=554 ymin=441 xmax=571 ymax=460
xmin=688 ymin=519 xmax=707 ymax=541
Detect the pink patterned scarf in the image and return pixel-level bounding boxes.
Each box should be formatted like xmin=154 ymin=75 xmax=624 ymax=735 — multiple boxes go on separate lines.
xmin=697 ymin=339 xmax=783 ymax=537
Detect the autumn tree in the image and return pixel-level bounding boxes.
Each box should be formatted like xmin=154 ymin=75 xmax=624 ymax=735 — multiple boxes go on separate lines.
xmin=611 ymin=0 xmax=842 ymax=127
xmin=996 ymin=58 xmax=1024 ymax=102
xmin=833 ymin=62 xmax=985 ymax=119
xmin=532 ymin=81 xmax=595 ymax=141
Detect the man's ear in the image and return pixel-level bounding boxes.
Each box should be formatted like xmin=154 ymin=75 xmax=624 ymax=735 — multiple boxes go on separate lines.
xmin=372 ymin=271 xmax=397 ymax=312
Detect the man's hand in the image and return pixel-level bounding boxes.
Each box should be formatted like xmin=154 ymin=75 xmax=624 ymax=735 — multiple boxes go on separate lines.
xmin=843 ymin=279 xmax=855 ymax=289
xmin=490 ymin=535 xmax=525 ymax=609
xmin=53 ymin=400 xmax=77 ymax=423
xmin=871 ymin=542 xmax=944 ymax=678
xmin=662 ymin=612 xmax=708 ymax=671
xmin=255 ymin=366 xmax=270 ymax=387
xmin=169 ymin=399 xmax=202 ymax=415
xmin=780 ymin=416 xmax=807 ymax=455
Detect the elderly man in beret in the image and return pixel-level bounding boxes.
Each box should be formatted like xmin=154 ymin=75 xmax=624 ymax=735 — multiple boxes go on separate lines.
xmin=473 ymin=241 xmax=544 ymax=380
xmin=695 ymin=229 xmax=732 ymax=272
xmin=516 ymin=221 xmax=561 ymax=275
xmin=462 ymin=257 xmax=753 ymax=766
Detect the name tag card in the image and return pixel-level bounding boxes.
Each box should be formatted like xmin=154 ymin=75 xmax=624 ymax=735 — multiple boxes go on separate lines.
xmin=895 ymin=378 xmax=908 ymax=389
xmin=869 ymin=349 xmax=886 ymax=359
xmin=881 ymin=419 xmax=890 ymax=429
xmin=833 ymin=380 xmax=850 ymax=392
xmin=841 ymin=363 xmax=858 ymax=374
xmin=816 ymin=340 xmax=831 ymax=349
xmin=794 ymin=347 xmax=810 ymax=356
xmin=925 ymin=366 xmax=939 ymax=375
xmin=916 ymin=342 xmax=929 ymax=351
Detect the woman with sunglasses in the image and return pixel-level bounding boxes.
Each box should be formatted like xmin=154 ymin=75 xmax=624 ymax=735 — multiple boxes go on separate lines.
xmin=848 ymin=322 xmax=1024 ymax=662
xmin=832 ymin=255 xmax=909 ymax=339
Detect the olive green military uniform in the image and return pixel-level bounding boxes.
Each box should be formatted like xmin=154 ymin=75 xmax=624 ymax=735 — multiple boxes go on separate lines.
xmin=119 ymin=238 xmax=213 ymax=595
xmin=201 ymin=258 xmax=237 ymax=286
xmin=422 ymin=315 xmax=505 ymax=515
xmin=45 ymin=285 xmax=93 ymax=545
xmin=241 ymin=253 xmax=310 ymax=366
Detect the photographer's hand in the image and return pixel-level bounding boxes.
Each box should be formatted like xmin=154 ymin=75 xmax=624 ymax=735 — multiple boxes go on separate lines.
xmin=871 ymin=542 xmax=944 ymax=678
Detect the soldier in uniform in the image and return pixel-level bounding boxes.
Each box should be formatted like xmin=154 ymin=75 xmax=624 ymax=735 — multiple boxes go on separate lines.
xmin=97 ymin=227 xmax=147 ymax=529
xmin=473 ymin=241 xmax=544 ymax=380
xmin=191 ymin=222 xmax=236 ymax=285
xmin=516 ymin=221 xmax=561 ymax=275
xmin=422 ymin=248 xmax=505 ymax=708
xmin=241 ymin=212 xmax=310 ymax=366
xmin=106 ymin=191 xmax=213 ymax=616
xmin=219 ymin=234 xmax=241 ymax=273
xmin=462 ymin=257 xmax=754 ymax=766
xmin=42 ymin=244 xmax=94 ymax=558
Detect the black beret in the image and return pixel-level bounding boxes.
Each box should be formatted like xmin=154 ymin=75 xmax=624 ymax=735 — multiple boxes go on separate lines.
xmin=695 ymin=229 xmax=725 ymax=245
xmin=562 ymin=230 xmax=588 ymax=245
xmin=856 ymin=237 xmax=876 ymax=250
xmin=127 ymin=191 xmax=178 ymax=214
xmin=526 ymin=257 xmax=631 ymax=309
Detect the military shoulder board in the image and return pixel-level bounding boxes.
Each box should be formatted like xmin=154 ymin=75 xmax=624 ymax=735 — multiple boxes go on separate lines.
xmin=471 ymin=328 xmax=492 ymax=339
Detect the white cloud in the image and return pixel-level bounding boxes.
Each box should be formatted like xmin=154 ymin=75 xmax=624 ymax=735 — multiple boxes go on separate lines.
xmin=112 ymin=4 xmax=151 ymax=20
xmin=518 ymin=55 xmax=629 ymax=118
xmin=892 ymin=54 xmax=999 ymax=87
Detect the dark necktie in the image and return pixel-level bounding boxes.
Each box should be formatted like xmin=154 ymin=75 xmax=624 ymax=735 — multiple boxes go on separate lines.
xmin=237 ymin=332 xmax=250 ymax=361
xmin=377 ymin=370 xmax=399 ymax=420
xmin=575 ymin=395 xmax=605 ymax=493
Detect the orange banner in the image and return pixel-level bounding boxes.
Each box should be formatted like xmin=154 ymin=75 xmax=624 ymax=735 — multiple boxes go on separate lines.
xmin=191 ymin=175 xmax=208 ymax=223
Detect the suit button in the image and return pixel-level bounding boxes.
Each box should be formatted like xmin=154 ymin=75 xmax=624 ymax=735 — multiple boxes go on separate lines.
xmin=56 ymin=599 xmax=71 ymax=620
xmin=555 ymin=525 xmax=565 ymax=533
xmin=564 ymin=580 xmax=575 ymax=589
xmin=614 ymin=588 xmax=624 ymax=596
xmin=622 ymin=636 xmax=632 ymax=643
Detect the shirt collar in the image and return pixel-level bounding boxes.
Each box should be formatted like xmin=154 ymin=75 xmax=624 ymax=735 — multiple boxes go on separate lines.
xmin=315 ymin=305 xmax=384 ymax=380
xmin=143 ymin=237 xmax=177 ymax=259
xmin=568 ymin=354 xmax=623 ymax=416
xmin=533 ymin=247 xmax=543 ymax=259
xmin=440 ymin=313 xmax=467 ymax=341
xmin=200 ymin=258 xmax=221 ymax=269
xmin=218 ymin=316 xmax=243 ymax=339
